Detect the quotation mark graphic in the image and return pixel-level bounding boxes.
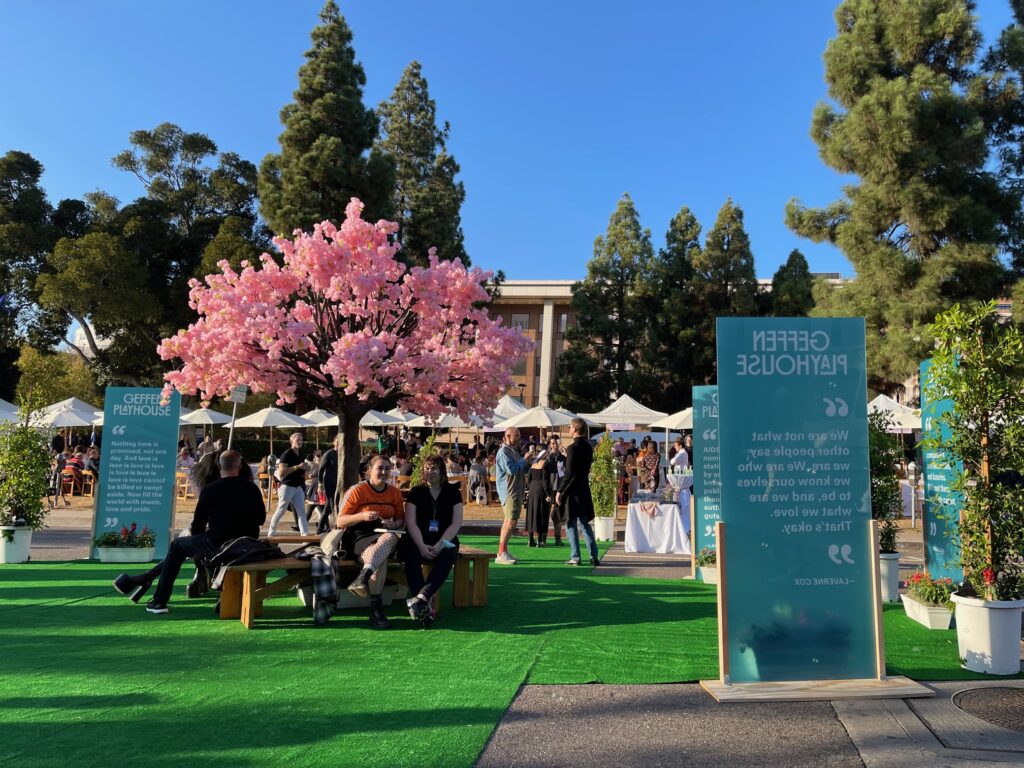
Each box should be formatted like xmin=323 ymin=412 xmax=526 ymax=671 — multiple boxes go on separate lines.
xmin=112 ymin=424 xmax=127 ymax=436
xmin=704 ymin=525 xmax=715 ymax=538
xmin=104 ymin=517 xmax=119 ymax=528
xmin=823 ymin=398 xmax=849 ymax=417
xmin=828 ymin=544 xmax=855 ymax=565
xmin=702 ymin=429 xmax=718 ymax=441
xmin=929 ymin=522 xmax=937 ymax=537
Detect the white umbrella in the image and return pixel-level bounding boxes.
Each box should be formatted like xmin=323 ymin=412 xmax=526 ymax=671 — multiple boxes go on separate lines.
xmin=180 ymin=408 xmax=233 ymax=426
xmin=301 ymin=408 xmax=336 ymax=425
xmin=385 ymin=407 xmax=419 ymax=424
xmin=406 ymin=412 xmax=482 ymax=429
xmin=41 ymin=397 xmax=101 ymax=416
xmin=232 ymin=407 xmax=316 ymax=455
xmin=360 ymin=410 xmax=405 ymax=427
xmin=494 ymin=405 xmax=574 ymax=431
xmin=649 ymin=408 xmax=693 ymax=462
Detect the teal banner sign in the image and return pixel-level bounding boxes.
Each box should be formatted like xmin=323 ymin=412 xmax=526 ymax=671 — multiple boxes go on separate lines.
xmin=93 ymin=388 xmax=181 ymax=559
xmin=920 ymin=358 xmax=962 ymax=583
xmin=692 ymin=385 xmax=720 ymax=577
xmin=717 ymin=318 xmax=876 ymax=683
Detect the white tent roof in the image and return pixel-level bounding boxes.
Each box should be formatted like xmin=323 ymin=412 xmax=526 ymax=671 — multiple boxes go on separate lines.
xmin=493 ymin=394 xmax=529 ymax=419
xmin=406 ymin=412 xmax=484 ymax=429
xmin=385 ymin=407 xmax=419 ymax=424
xmin=232 ymin=407 xmax=316 ymax=429
xmin=580 ymin=394 xmax=668 ymax=427
xmin=649 ymin=407 xmax=693 ymax=431
xmin=0 ymin=400 xmax=20 ymax=423
xmin=868 ymin=394 xmax=921 ymax=433
xmin=494 ymin=406 xmax=574 ymax=431
xmin=554 ymin=408 xmax=602 ymax=428
xmin=42 ymin=397 xmax=101 ymax=416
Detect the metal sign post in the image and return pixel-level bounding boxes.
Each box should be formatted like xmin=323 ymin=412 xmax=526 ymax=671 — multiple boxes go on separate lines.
xmin=226 ymin=385 xmax=248 ymax=450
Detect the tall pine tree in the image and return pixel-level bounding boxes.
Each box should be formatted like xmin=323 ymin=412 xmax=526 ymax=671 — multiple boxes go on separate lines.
xmin=690 ymin=199 xmax=759 ymax=384
xmin=259 ymin=0 xmax=393 ymax=234
xmin=770 ymin=249 xmax=815 ymax=316
xmin=787 ymin=0 xmax=1016 ymax=392
xmin=634 ymin=205 xmax=703 ymax=410
xmin=376 ymin=61 xmax=467 ymax=267
xmin=550 ymin=194 xmax=654 ymax=411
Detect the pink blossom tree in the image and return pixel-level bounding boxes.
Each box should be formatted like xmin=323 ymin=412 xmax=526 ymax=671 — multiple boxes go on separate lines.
xmin=159 ymin=198 xmax=531 ymax=491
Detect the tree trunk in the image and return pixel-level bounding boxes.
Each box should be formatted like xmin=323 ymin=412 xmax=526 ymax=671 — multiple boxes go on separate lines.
xmin=333 ymin=407 xmax=369 ymax=510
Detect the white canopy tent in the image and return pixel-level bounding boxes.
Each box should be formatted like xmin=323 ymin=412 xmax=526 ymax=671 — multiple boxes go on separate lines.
xmin=494 ymin=405 xmax=574 ymax=431
xmin=868 ymin=394 xmax=921 ymax=434
xmin=493 ymin=394 xmax=529 ymax=420
xmin=0 ymin=399 xmax=19 ymax=423
xmin=580 ymin=394 xmax=668 ymax=428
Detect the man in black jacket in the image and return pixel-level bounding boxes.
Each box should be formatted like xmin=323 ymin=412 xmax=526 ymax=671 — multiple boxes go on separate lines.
xmin=556 ymin=418 xmax=600 ymax=566
xmin=112 ymin=450 xmax=266 ymax=614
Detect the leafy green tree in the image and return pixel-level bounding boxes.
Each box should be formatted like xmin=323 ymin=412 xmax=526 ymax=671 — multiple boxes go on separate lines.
xmin=376 ymin=61 xmax=467 ymax=267
xmin=690 ymin=199 xmax=759 ymax=384
xmin=770 ymin=249 xmax=815 ymax=316
xmin=259 ymin=0 xmax=393 ymax=234
xmin=787 ymin=0 xmax=1016 ymax=392
xmin=14 ymin=346 xmax=101 ymax=407
xmin=635 ymin=205 xmax=703 ymax=409
xmin=550 ymin=194 xmax=654 ymax=411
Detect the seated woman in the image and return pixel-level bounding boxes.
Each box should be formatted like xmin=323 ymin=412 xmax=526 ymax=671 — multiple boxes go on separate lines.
xmin=336 ymin=455 xmax=405 ymax=629
xmin=402 ymin=454 xmax=463 ymax=627
xmin=176 ymin=447 xmax=196 ymax=471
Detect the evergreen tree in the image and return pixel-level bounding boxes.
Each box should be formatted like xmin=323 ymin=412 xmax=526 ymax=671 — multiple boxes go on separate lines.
xmin=787 ymin=0 xmax=1016 ymax=392
xmin=690 ymin=199 xmax=759 ymax=384
xmin=550 ymin=195 xmax=654 ymax=411
xmin=259 ymin=0 xmax=393 ymax=234
xmin=635 ymin=205 xmax=703 ymax=410
xmin=376 ymin=61 xmax=467 ymax=267
xmin=770 ymin=249 xmax=815 ymax=316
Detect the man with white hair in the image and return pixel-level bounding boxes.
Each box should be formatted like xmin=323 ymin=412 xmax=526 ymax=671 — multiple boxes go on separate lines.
xmin=494 ymin=426 xmax=537 ymax=564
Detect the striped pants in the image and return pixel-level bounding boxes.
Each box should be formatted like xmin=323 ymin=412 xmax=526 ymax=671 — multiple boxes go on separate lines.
xmin=354 ymin=532 xmax=399 ymax=596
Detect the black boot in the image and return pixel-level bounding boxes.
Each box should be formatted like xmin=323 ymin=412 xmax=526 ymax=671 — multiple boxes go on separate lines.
xmin=369 ymin=595 xmax=392 ymax=629
xmin=186 ymin=560 xmax=211 ymax=598
xmin=347 ymin=568 xmax=372 ymax=598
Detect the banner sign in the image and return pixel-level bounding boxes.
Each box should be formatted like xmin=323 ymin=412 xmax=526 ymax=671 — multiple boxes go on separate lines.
xmin=93 ymin=388 xmax=181 ymax=559
xmin=717 ymin=318 xmax=876 ymax=683
xmin=920 ymin=358 xmax=962 ymax=583
xmin=692 ymin=385 xmax=720 ymax=577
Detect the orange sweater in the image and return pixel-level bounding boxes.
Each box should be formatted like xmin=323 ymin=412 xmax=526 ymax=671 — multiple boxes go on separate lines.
xmin=339 ymin=481 xmax=405 ymax=523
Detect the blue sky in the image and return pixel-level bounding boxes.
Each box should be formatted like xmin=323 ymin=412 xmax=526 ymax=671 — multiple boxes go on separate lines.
xmin=0 ymin=1 xmax=1015 ymax=281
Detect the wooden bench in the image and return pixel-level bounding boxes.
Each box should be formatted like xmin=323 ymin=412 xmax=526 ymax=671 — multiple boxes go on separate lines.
xmin=220 ymin=544 xmax=496 ymax=628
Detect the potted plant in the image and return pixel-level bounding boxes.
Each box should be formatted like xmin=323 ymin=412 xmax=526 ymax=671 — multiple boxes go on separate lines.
xmin=0 ymin=406 xmax=51 ymax=564
xmin=901 ymin=571 xmax=955 ymax=630
xmin=94 ymin=523 xmax=157 ymax=563
xmin=695 ymin=547 xmax=718 ymax=584
xmin=590 ymin=436 xmax=617 ymax=541
xmin=923 ymin=301 xmax=1024 ymax=674
xmin=869 ymin=411 xmax=903 ymax=601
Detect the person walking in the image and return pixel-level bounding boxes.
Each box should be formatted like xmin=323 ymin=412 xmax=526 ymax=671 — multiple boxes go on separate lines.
xmin=267 ymin=432 xmax=309 ymax=536
xmin=556 ymin=418 xmax=599 ymax=567
xmin=525 ymin=447 xmax=550 ymax=547
xmin=544 ymin=436 xmax=566 ymax=546
xmin=495 ymin=427 xmax=537 ymax=564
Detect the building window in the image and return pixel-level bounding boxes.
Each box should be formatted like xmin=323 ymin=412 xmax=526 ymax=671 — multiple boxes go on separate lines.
xmin=558 ymin=313 xmax=567 ymax=333
xmin=510 ymin=313 xmax=530 ymax=331
xmin=512 ymin=357 xmax=527 ymax=376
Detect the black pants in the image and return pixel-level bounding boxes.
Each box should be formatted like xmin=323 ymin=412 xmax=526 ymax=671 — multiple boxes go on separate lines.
xmin=141 ymin=533 xmax=215 ymax=605
xmin=402 ymin=542 xmax=459 ymax=601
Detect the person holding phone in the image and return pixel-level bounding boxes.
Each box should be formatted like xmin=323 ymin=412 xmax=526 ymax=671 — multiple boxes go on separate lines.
xmin=401 ymin=454 xmax=463 ymax=626
xmin=336 ymin=456 xmax=405 ymax=629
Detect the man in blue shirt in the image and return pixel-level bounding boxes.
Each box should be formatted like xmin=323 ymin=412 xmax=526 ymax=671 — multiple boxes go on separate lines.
xmin=494 ymin=426 xmax=538 ymax=564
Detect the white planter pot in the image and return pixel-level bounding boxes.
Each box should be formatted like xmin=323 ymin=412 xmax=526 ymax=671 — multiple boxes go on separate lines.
xmin=879 ymin=552 xmax=901 ymax=602
xmin=698 ymin=566 xmax=718 ymax=585
xmin=950 ymin=593 xmax=1024 ymax=675
xmin=900 ymin=592 xmax=953 ymax=630
xmin=96 ymin=547 xmax=156 ymax=563
xmin=593 ymin=516 xmax=616 ymax=542
xmin=0 ymin=527 xmax=32 ymax=564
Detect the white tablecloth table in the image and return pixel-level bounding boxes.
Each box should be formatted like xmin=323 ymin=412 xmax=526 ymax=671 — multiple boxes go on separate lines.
xmin=625 ymin=498 xmax=691 ymax=554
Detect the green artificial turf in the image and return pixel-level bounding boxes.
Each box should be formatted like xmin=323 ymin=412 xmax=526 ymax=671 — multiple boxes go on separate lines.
xmin=0 ymin=538 xmax=1017 ymax=768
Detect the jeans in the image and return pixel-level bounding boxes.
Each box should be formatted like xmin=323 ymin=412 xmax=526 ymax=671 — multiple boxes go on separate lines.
xmin=148 ymin=533 xmax=215 ymax=605
xmin=268 ymin=484 xmax=309 ymax=535
xmin=402 ymin=542 xmax=459 ymax=601
xmin=566 ymin=515 xmax=598 ymax=562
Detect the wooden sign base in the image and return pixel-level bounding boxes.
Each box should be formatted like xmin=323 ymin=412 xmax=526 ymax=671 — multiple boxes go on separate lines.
xmin=700 ymin=675 xmax=933 ymax=703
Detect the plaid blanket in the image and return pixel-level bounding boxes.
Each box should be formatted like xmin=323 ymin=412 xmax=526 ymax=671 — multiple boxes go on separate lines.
xmin=308 ymin=547 xmax=338 ymax=625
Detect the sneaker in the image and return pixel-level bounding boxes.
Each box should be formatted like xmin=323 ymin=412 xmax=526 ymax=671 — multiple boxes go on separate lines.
xmin=496 ymin=552 xmax=517 ymax=565
xmin=565 ymin=558 xmax=582 ymax=566
xmin=145 ymin=600 xmax=169 ymax=614
xmin=406 ymin=596 xmax=429 ymax=621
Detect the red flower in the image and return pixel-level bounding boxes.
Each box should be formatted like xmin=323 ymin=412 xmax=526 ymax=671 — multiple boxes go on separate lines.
xmin=983 ymin=568 xmax=996 ymax=586
xmin=130 ymin=522 xmax=137 ymax=532
xmin=120 ymin=526 xmax=129 ymax=537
